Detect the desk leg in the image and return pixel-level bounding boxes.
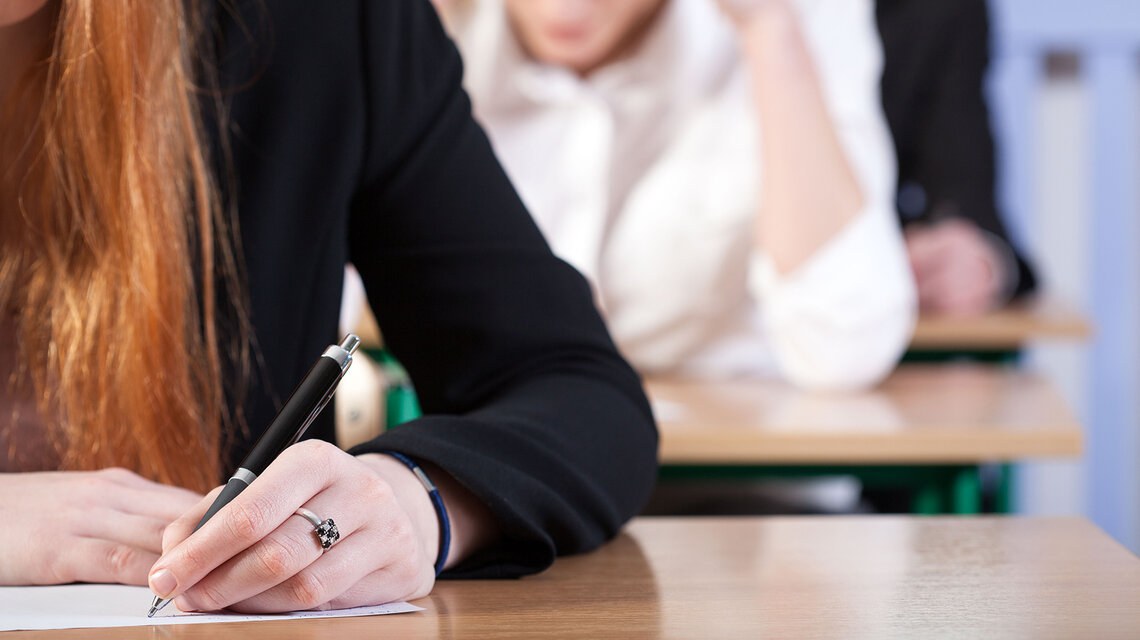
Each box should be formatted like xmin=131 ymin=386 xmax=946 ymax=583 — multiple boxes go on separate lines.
xmin=995 ymin=463 xmax=1014 ymax=514
xmin=950 ymin=466 xmax=981 ymax=514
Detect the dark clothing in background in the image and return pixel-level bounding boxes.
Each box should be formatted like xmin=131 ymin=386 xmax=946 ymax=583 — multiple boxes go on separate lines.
xmin=876 ymin=0 xmax=1037 ymax=298
xmin=205 ymin=0 xmax=658 ymax=579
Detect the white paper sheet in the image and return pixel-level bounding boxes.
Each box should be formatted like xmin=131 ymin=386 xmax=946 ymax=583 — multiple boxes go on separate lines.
xmin=0 ymin=584 xmax=422 ymax=632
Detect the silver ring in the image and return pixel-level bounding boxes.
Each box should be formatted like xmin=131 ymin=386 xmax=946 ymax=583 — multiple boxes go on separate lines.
xmin=294 ymin=507 xmax=340 ymax=550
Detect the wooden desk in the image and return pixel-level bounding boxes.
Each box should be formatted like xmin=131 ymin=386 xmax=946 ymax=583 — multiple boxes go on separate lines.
xmin=13 ymin=517 xmax=1139 ymax=639
xmin=910 ymin=297 xmax=1091 ymax=351
xmin=362 ymin=294 xmax=1092 ymax=351
xmin=650 ymin=364 xmax=1081 ymax=465
xmin=648 ymin=364 xmax=1082 ymax=513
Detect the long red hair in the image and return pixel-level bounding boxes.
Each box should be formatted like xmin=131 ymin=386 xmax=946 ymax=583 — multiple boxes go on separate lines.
xmin=0 ymin=0 xmax=245 ymax=492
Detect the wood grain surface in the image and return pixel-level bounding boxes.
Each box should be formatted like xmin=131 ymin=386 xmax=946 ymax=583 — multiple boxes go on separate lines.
xmin=911 ymin=297 xmax=1091 ymax=349
xmin=649 ymin=364 xmax=1082 ymax=464
xmin=9 ymin=517 xmax=1138 ymax=639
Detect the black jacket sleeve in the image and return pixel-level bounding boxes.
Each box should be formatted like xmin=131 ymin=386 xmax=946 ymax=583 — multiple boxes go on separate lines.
xmin=342 ymin=0 xmax=659 ymax=578
xmin=877 ymin=0 xmax=1037 ymax=298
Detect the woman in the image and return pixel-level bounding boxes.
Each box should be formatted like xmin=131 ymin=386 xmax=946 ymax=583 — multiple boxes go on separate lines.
xmin=436 ymin=0 xmax=917 ymax=389
xmin=0 ymin=0 xmax=657 ymax=613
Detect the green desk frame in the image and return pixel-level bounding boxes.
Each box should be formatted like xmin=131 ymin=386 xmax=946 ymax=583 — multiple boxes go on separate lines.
xmin=901 ymin=348 xmax=1021 ymax=365
xmin=659 ymin=463 xmax=1014 ymax=515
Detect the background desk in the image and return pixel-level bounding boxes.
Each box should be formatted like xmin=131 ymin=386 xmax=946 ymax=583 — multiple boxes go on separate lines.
xmin=14 ymin=517 xmax=1139 ymax=639
xmin=909 ymin=297 xmax=1091 ymax=356
xmin=649 ymin=364 xmax=1083 ymax=513
xmin=355 ymin=295 xmax=1093 ymax=353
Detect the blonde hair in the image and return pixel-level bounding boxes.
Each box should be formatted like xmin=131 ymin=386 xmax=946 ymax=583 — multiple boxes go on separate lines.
xmin=0 ymin=0 xmax=245 ymax=492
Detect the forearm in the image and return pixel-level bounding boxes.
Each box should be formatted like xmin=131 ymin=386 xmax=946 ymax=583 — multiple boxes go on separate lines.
xmin=741 ymin=4 xmax=863 ymax=273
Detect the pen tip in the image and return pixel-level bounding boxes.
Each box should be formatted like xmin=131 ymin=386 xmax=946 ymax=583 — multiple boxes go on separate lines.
xmin=148 ymin=595 xmax=166 ymax=618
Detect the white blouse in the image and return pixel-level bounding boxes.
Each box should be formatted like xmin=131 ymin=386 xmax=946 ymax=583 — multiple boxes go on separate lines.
xmin=442 ymin=0 xmax=916 ymax=389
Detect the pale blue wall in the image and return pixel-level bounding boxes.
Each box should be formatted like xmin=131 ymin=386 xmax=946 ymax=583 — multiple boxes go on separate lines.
xmin=989 ymin=0 xmax=1140 ymax=552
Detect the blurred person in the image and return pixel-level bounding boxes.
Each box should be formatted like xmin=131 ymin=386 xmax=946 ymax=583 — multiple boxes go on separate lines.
xmin=435 ymin=0 xmax=917 ymax=390
xmin=877 ymin=0 xmax=1037 ymax=316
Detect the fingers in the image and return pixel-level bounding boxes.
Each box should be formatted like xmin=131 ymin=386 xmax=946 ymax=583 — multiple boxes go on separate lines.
xmin=149 ymin=440 xmax=343 ymax=603
xmin=54 ymin=538 xmax=159 ymax=586
xmin=187 ymin=524 xmax=374 ymax=613
xmin=76 ymin=509 xmax=172 ymax=556
xmin=716 ymin=0 xmax=793 ymax=25
xmin=174 ymin=465 xmax=407 ymax=611
xmin=905 ymin=225 xmax=954 ymax=284
xmin=82 ymin=466 xmax=203 ymax=502
xmin=176 ymin=488 xmax=369 ymax=612
xmin=906 ymin=220 xmax=1001 ymax=314
xmin=323 ymin=564 xmax=435 ymax=611
xmin=224 ymin=520 xmax=431 ymax=614
xmin=108 ymin=485 xmax=204 ymax=523
xmin=0 ymin=469 xmax=204 ymax=586
xmin=68 ymin=469 xmax=204 ymax=523
xmin=920 ymin=272 xmax=993 ymax=316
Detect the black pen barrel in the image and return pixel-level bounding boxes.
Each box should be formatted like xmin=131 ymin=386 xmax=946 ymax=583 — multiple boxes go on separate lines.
xmin=241 ymin=355 xmax=343 ymax=477
xmin=195 ymin=476 xmax=250 ymax=531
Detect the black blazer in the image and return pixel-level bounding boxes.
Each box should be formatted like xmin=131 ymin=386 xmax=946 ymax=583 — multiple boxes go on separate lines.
xmin=205 ymin=0 xmax=658 ymax=579
xmin=877 ymin=0 xmax=1037 ymax=298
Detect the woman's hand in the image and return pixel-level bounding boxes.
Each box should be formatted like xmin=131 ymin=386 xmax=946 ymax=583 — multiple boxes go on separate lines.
xmin=150 ymin=440 xmax=443 ymax=613
xmin=714 ymin=0 xmax=794 ymax=32
xmin=0 ymin=469 xmax=202 ymax=585
xmin=906 ymin=218 xmax=1010 ymax=316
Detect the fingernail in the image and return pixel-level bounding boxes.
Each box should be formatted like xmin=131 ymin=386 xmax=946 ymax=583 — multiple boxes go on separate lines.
xmin=149 ymin=568 xmax=178 ymax=598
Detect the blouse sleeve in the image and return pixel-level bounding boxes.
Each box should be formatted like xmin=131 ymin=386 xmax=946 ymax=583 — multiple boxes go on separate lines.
xmin=343 ymin=0 xmax=659 ymax=578
xmin=750 ymin=0 xmax=917 ymax=390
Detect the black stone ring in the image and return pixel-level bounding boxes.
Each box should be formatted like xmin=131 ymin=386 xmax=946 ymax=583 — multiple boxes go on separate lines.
xmin=294 ymin=507 xmax=340 ymax=551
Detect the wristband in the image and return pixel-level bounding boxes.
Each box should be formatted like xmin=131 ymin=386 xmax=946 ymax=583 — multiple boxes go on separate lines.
xmin=382 ymin=451 xmax=451 ymax=576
